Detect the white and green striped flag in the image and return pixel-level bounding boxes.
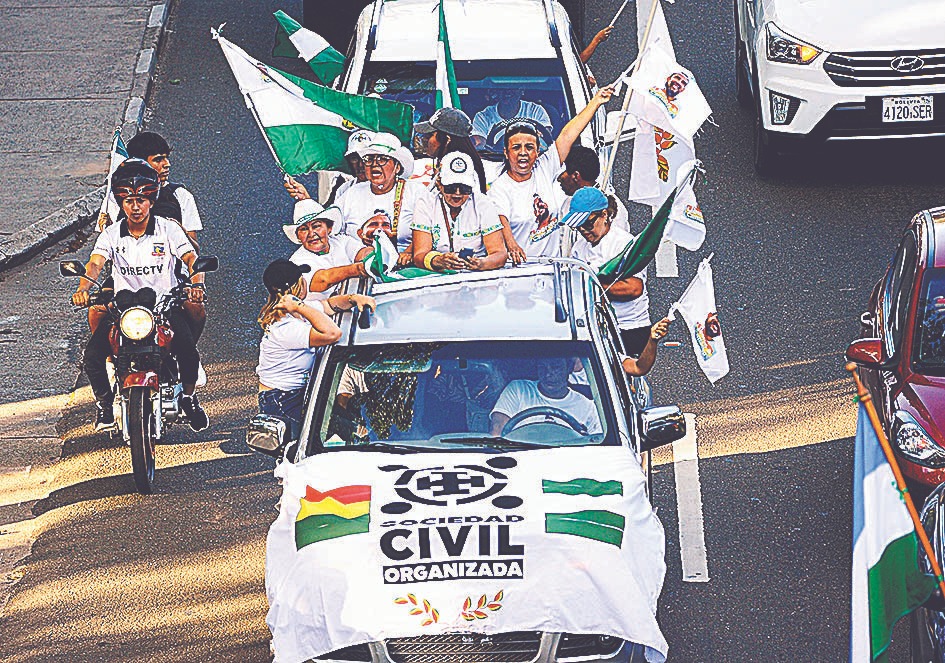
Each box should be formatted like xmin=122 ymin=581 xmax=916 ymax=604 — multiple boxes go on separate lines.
xmin=435 ymin=0 xmax=461 ymax=109
xmin=272 ymin=10 xmax=344 ymax=85
xmin=213 ymin=29 xmax=412 ymax=175
xmin=851 ymin=403 xmax=937 ymax=661
xmin=97 ymin=127 xmax=128 ymax=230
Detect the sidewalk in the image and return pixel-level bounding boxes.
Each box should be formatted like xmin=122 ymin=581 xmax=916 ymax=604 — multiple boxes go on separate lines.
xmin=0 ymin=0 xmax=174 ymax=271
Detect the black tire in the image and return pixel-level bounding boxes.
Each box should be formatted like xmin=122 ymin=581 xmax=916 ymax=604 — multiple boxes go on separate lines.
xmin=910 ymin=609 xmax=935 ymax=663
xmin=753 ymin=81 xmax=778 ymax=177
xmin=734 ymin=3 xmax=753 ymax=109
xmin=302 ymin=0 xmax=371 ymax=52
xmin=128 ymin=386 xmax=156 ymax=495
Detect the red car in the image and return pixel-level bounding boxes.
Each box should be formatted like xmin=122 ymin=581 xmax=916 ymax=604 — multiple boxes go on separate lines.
xmin=847 ymin=207 xmax=945 ymax=492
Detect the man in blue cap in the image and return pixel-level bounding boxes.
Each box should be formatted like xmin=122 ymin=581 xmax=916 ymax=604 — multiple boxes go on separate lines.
xmin=563 ymin=187 xmax=669 ymax=367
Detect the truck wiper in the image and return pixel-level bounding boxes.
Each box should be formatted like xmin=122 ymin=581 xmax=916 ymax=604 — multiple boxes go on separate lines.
xmin=439 ymin=436 xmax=546 ymax=451
xmin=347 ymin=442 xmax=418 ymax=454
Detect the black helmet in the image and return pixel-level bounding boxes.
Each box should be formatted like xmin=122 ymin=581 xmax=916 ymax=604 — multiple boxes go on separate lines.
xmin=111 ymin=158 xmax=160 ymax=203
xmin=126 ymin=131 xmax=170 ymax=159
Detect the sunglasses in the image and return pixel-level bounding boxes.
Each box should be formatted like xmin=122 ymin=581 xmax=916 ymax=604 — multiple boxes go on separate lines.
xmin=578 ymin=211 xmax=605 ymax=232
xmin=114 ymin=183 xmax=159 ymax=201
xmin=362 ymin=154 xmax=394 ymax=166
xmin=442 ymin=184 xmax=473 ymax=195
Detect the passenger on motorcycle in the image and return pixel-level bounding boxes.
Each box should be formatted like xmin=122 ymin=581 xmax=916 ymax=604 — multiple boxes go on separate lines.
xmin=71 ymin=159 xmax=209 ymax=432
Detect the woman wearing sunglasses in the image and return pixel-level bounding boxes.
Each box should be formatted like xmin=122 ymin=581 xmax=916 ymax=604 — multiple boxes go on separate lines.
xmin=411 ymin=152 xmax=508 ymax=272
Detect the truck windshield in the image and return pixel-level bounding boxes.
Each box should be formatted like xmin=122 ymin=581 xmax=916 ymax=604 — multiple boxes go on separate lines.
xmin=310 ymin=340 xmax=618 ymax=452
xmin=360 ymin=59 xmax=573 ymax=159
xmin=913 ymin=268 xmax=945 ymax=375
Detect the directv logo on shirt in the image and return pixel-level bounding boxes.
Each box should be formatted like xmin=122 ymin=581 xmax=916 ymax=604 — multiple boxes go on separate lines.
xmin=118 ymin=264 xmax=164 ymax=276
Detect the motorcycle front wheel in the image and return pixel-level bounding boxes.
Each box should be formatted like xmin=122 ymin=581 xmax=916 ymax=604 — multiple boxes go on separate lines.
xmin=128 ymin=386 xmax=156 ymax=494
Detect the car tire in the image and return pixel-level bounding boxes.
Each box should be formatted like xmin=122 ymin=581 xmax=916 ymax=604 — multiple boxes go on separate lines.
xmin=753 ymin=85 xmax=778 ymax=177
xmin=910 ymin=609 xmax=935 ymax=663
xmin=302 ymin=0 xmax=371 ymax=51
xmin=734 ymin=3 xmax=753 ymax=109
xmin=558 ymin=0 xmax=585 ymax=45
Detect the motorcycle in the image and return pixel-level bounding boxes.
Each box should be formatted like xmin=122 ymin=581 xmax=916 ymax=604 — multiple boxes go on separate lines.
xmin=60 ymin=256 xmax=218 ymax=494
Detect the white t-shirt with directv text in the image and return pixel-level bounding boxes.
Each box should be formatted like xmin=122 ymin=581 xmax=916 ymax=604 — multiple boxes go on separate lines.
xmin=487 ymin=143 xmax=566 ymax=259
xmin=492 ymin=379 xmax=602 ymax=435
xmin=256 ymin=315 xmax=319 ymax=391
xmin=335 ymin=179 xmax=426 ymax=252
xmin=410 ymin=191 xmax=503 ymax=256
xmin=570 ymin=225 xmax=651 ymax=330
xmin=290 ymin=235 xmax=364 ymax=303
xmin=91 ymin=215 xmax=194 ymax=299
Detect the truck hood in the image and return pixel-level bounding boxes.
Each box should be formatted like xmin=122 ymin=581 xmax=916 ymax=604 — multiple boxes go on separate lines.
xmin=265 ymin=446 xmax=667 ymax=662
xmin=768 ymin=0 xmax=945 ymax=52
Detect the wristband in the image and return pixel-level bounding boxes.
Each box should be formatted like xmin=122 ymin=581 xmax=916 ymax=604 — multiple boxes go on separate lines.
xmin=328 ymin=298 xmax=345 ymax=314
xmin=423 ymin=251 xmax=442 ymax=271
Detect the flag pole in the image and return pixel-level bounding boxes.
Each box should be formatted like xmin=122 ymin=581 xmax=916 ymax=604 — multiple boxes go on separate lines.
xmin=600 ymin=0 xmax=661 ymax=187
xmin=845 ymin=362 xmax=945 ymax=599
xmin=609 ymin=0 xmax=631 ymax=27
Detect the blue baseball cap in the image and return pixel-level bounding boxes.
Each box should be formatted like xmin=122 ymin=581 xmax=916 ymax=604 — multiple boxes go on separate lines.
xmin=560 ymin=187 xmax=608 ymax=228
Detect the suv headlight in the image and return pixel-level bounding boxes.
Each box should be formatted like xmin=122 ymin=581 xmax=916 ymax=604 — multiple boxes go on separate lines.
xmin=119 ymin=306 xmax=155 ymax=340
xmin=766 ymin=23 xmax=821 ymax=64
xmin=893 ymin=412 xmax=945 ymax=468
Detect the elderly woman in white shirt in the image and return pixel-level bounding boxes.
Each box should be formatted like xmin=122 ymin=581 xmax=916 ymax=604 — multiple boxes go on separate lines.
xmin=411 ymin=152 xmax=508 ymax=272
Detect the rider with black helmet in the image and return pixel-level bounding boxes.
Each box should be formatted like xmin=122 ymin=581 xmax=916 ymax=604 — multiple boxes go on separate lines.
xmin=71 ymin=159 xmax=210 ymax=432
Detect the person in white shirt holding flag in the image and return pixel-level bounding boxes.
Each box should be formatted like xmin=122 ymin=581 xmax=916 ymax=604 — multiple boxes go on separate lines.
xmin=488 ymin=86 xmax=615 ymax=265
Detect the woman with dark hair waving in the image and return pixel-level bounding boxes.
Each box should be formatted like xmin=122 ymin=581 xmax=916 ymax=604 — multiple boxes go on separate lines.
xmin=256 ymin=259 xmax=374 ymax=439
xmin=487 ymin=86 xmax=614 ymax=264
xmin=414 ymin=107 xmax=489 ymax=193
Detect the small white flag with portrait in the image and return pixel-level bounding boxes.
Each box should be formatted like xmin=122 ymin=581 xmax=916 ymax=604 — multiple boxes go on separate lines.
xmin=669 ymin=258 xmax=728 ymax=383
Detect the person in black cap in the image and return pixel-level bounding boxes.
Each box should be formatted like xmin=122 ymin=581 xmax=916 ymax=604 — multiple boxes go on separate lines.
xmin=256 ymin=259 xmax=375 ymax=440
xmin=414 ymin=107 xmax=488 ymax=193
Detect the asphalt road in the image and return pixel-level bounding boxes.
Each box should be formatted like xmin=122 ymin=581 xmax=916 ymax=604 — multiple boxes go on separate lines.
xmin=2 ymin=0 xmax=945 ymax=661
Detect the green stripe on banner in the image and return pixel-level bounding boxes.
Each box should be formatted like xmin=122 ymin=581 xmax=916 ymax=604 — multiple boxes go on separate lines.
xmin=264 ymin=124 xmax=350 ymax=175
xmin=296 ymin=513 xmax=370 ymax=550
xmin=545 ymin=510 xmax=625 ymax=547
xmin=543 ymin=479 xmax=623 ymax=497
xmin=868 ymin=532 xmax=937 ymax=660
xmin=309 ymin=49 xmax=345 ymax=85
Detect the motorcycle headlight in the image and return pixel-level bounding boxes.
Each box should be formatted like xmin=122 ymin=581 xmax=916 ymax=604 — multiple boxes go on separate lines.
xmin=119 ymin=306 xmax=155 ymax=340
xmin=766 ymin=23 xmax=821 ymax=65
xmin=893 ymin=412 xmax=945 ymax=468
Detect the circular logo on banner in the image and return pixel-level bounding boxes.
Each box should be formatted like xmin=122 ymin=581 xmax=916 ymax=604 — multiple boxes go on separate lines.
xmin=450 ymin=157 xmax=468 ymax=174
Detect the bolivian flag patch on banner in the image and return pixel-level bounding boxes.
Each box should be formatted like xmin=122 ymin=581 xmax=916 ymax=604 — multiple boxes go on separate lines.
xmin=295 ymin=485 xmax=371 ymax=550
xmin=543 ymin=478 xmax=626 ymax=547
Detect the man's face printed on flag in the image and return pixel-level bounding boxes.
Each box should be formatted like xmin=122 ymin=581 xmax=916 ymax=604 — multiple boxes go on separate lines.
xmin=357 ymin=210 xmax=394 ymax=247
xmin=664 ymin=72 xmax=690 ymax=101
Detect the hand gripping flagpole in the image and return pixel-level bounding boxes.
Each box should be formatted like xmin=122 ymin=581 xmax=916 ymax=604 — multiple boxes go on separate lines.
xmin=599 ymin=0 xmax=661 ymax=188
xmin=846 ymin=362 xmax=945 ymax=600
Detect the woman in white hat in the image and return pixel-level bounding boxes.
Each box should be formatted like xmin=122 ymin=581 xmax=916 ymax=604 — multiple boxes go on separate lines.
xmin=411 ymin=152 xmax=508 ymax=272
xmin=335 ymin=132 xmax=426 ymax=266
xmin=285 ymin=198 xmax=371 ymax=302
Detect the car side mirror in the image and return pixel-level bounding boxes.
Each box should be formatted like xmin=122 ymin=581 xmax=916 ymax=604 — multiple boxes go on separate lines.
xmin=639 ymin=405 xmax=686 ymax=453
xmin=59 ymin=260 xmax=86 ymax=277
xmin=845 ymin=337 xmax=896 ymax=369
xmin=246 ymin=414 xmax=291 ymax=458
xmin=191 ymin=255 xmax=219 ymax=275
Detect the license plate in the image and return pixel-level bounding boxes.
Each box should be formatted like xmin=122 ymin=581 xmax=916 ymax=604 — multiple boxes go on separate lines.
xmin=882 ymin=95 xmax=933 ymax=122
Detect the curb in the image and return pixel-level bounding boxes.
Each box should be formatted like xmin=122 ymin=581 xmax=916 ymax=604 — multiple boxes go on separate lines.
xmin=0 ymin=1 xmax=175 ymax=273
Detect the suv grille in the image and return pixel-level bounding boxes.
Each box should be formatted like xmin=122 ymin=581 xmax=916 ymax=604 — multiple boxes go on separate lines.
xmin=384 ymin=632 xmax=542 ymax=663
xmin=824 ymin=49 xmax=945 ymax=87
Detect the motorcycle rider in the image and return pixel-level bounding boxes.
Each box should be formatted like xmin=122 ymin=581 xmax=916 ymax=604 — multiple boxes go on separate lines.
xmin=71 ymin=159 xmax=209 ymax=432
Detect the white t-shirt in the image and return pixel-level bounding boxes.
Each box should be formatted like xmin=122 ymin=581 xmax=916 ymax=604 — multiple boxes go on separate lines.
xmin=335 ymin=179 xmax=426 ymax=252
xmin=560 ymin=193 xmax=631 ymax=235
xmin=487 ymin=143 xmax=566 ymax=259
xmin=492 ymin=379 xmax=602 ymax=435
xmin=256 ymin=315 xmax=319 ymax=391
xmin=91 ymin=215 xmax=194 ymax=299
xmin=570 ymin=225 xmax=651 ymax=330
xmin=290 ymin=235 xmax=364 ymax=302
xmin=472 ymin=101 xmax=553 ymax=146
xmin=410 ymin=191 xmax=503 ymax=256
xmin=172 ymin=186 xmax=203 ymax=232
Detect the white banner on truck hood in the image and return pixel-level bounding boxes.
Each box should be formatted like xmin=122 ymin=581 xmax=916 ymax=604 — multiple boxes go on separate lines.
xmin=265 ymin=446 xmax=668 ymax=663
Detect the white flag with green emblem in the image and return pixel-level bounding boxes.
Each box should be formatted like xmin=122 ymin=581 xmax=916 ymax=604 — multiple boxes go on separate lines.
xmin=435 ymin=0 xmax=461 ymax=109
xmin=272 ymin=10 xmax=345 ymax=85
xmin=363 ymin=233 xmax=447 ymax=283
xmin=213 ymin=29 xmax=412 ymax=175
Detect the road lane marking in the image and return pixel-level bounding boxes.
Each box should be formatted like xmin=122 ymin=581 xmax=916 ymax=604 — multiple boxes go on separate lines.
xmin=655 ymin=238 xmax=678 ymax=277
xmin=673 ymin=413 xmax=709 ymax=583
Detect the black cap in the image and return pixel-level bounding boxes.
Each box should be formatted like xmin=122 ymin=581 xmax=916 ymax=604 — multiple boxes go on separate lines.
xmin=127 ymin=131 xmax=171 ymax=159
xmin=263 ymin=259 xmax=311 ymax=296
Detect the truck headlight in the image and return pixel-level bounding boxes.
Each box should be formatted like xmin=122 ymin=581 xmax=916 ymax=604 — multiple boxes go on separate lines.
xmin=119 ymin=306 xmax=155 ymax=340
xmin=893 ymin=412 xmax=945 ymax=468
xmin=766 ymin=23 xmax=821 ymax=65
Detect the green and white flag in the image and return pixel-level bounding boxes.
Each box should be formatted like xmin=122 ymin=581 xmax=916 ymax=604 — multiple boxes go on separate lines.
xmin=597 ymin=183 xmax=678 ymax=282
xmin=363 ymin=233 xmax=449 ymax=283
xmin=435 ymin=0 xmax=461 ymax=109
xmin=213 ymin=29 xmax=412 ymax=175
xmin=272 ymin=10 xmax=345 ymax=85
xmin=851 ymin=404 xmax=937 ymax=662
xmin=97 ymin=127 xmax=128 ymax=230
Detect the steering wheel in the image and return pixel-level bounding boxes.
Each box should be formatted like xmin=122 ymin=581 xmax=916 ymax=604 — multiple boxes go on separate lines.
xmin=485 ymin=118 xmax=555 ymax=152
xmin=501 ymin=406 xmax=587 ymax=437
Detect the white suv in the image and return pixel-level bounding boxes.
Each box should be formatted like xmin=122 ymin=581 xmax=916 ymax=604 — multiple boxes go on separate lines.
xmin=734 ymin=0 xmax=945 ymax=174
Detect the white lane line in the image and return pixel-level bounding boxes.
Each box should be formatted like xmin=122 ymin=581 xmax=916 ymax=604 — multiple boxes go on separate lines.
xmin=655 ymin=238 xmax=678 ymax=278
xmin=673 ymin=413 xmax=710 ymax=582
